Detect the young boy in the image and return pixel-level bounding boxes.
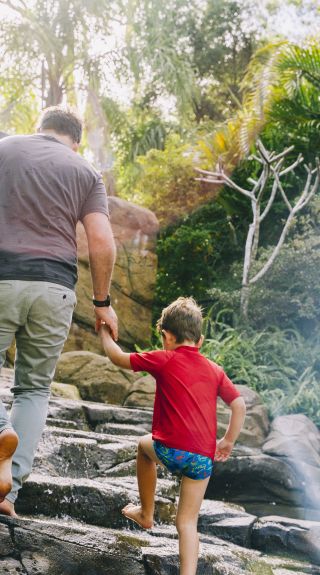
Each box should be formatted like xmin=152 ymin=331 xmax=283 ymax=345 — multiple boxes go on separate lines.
xmin=100 ymin=297 xmax=246 ymax=575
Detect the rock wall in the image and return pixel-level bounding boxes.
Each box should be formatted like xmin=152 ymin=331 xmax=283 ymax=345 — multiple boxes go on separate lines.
xmin=64 ymin=196 xmax=159 ymax=354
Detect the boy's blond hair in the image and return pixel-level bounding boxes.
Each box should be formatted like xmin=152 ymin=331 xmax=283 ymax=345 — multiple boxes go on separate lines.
xmin=157 ymin=297 xmax=203 ymax=344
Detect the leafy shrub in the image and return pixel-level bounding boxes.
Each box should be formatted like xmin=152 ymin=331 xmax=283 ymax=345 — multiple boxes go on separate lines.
xmin=155 ymin=200 xmax=245 ymax=315
xmin=202 ymin=321 xmax=320 ymax=426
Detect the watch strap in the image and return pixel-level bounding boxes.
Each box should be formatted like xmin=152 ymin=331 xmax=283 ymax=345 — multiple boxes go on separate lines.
xmin=93 ymin=295 xmax=111 ymax=307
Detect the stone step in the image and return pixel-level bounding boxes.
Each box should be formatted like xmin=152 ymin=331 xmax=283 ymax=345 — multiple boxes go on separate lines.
xmin=1 ymin=514 xmax=319 ymax=575
xmin=16 ymin=473 xmax=176 ymax=528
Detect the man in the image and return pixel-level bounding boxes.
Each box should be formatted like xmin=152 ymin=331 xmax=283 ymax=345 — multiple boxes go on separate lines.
xmin=0 ymin=107 xmax=118 ymax=516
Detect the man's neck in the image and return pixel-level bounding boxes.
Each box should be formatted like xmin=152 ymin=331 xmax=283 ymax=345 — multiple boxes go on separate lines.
xmin=39 ymin=130 xmax=75 ymax=150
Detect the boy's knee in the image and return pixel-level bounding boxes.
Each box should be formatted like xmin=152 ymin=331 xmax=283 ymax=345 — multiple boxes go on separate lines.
xmin=138 ymin=434 xmax=152 ymax=452
xmin=175 ymin=515 xmax=197 ymax=535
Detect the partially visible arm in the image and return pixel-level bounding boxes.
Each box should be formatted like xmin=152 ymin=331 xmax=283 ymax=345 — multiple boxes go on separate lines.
xmin=100 ymin=325 xmax=131 ymax=369
xmin=215 ymin=396 xmax=246 ymax=462
xmin=82 ymin=212 xmax=118 ymax=340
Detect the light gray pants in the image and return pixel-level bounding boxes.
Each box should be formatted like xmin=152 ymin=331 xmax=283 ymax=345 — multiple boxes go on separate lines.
xmin=0 ymin=280 xmax=76 ymax=503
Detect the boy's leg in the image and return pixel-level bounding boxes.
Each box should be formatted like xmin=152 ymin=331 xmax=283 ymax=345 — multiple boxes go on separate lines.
xmin=122 ymin=433 xmax=162 ymax=529
xmin=176 ymin=475 xmax=210 ymax=575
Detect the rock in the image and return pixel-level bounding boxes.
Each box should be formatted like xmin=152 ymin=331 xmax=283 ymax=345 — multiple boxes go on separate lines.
xmin=95 ymin=422 xmax=149 ymax=436
xmin=252 ymin=516 xmax=320 ymax=565
xmin=51 ymin=381 xmax=81 ymax=401
xmin=62 ymin=321 xmax=104 ymax=355
xmin=263 ymin=414 xmax=320 ymax=468
xmin=123 ymin=374 xmax=155 ymax=407
xmin=198 ymin=500 xmax=257 ymax=547
xmin=2 ymin=368 xmax=320 ymax=574
xmin=55 ymin=351 xmax=157 ymax=406
xmin=17 ymin=473 xmax=176 ymax=529
xmin=55 ymin=351 xmax=137 ymax=404
xmin=207 ymin=449 xmax=304 ymax=506
xmin=83 ymin=402 xmax=152 ymax=429
xmin=0 ymin=523 xmax=14 ymax=555
xmin=217 ymin=384 xmax=270 ymax=448
xmin=0 ymin=558 xmax=27 ymax=574
xmin=73 ymin=197 xmax=159 ymax=349
xmin=2 ymin=516 xmax=317 ymax=575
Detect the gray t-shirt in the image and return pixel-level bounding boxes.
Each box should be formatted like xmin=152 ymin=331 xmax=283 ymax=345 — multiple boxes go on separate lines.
xmin=0 ymin=134 xmax=109 ymax=289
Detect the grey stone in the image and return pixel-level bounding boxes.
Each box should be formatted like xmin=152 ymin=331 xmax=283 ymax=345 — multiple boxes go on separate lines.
xmin=0 ymin=523 xmax=14 ymax=556
xmin=17 ymin=473 xmax=176 ymax=528
xmin=123 ymin=374 xmax=155 ymax=408
xmin=0 ymin=558 xmax=27 ymax=574
xmin=252 ymin=515 xmax=320 ymax=565
xmin=198 ymin=500 xmax=257 ymax=547
xmin=95 ymin=422 xmax=149 ymax=436
xmin=217 ymin=384 xmax=270 ymax=448
xmin=83 ymin=402 xmax=152 ymax=428
xmin=207 ymin=453 xmax=304 ymax=506
xmin=263 ymin=414 xmax=320 ymax=468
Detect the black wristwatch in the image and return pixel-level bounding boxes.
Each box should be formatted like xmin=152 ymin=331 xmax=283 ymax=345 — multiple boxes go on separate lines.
xmin=92 ymin=295 xmax=111 ymax=307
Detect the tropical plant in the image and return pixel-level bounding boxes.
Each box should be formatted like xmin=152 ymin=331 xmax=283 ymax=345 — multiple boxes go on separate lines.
xmin=202 ymin=320 xmax=320 ymax=425
xmin=198 ymin=39 xmax=320 ymax=171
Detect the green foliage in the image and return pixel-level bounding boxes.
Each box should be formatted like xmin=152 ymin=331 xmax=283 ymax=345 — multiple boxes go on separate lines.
xmin=155 ymin=200 xmax=245 ymax=315
xmin=0 ymin=73 xmax=39 ymax=134
xmin=125 ymin=134 xmax=212 ymax=222
xmin=202 ymin=321 xmax=320 ymax=425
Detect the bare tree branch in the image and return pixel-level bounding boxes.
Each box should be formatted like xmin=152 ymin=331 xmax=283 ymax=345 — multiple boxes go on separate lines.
xmin=196 ymin=140 xmax=320 ymax=319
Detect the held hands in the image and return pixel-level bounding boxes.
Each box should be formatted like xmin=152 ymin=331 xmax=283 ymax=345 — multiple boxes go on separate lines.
xmin=94 ymin=305 xmax=118 ymax=341
xmin=215 ymin=437 xmax=234 ymax=462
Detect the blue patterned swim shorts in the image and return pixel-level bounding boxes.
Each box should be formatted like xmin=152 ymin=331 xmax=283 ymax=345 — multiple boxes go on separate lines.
xmin=153 ymin=440 xmax=213 ymax=480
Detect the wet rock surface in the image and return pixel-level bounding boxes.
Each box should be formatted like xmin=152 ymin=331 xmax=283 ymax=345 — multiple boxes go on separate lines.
xmin=1 ymin=368 xmax=320 ymax=574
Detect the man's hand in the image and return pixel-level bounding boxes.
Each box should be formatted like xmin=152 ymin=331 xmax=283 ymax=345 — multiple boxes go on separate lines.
xmin=215 ymin=438 xmax=234 ymax=462
xmin=94 ymin=305 xmax=118 ymax=340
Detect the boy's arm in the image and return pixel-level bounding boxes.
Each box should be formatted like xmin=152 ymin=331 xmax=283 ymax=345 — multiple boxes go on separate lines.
xmin=100 ymin=326 xmax=131 ymax=369
xmin=215 ymin=396 xmax=246 ymax=462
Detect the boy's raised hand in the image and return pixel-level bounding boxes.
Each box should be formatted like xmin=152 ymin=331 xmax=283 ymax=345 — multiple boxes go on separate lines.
xmin=215 ymin=437 xmax=234 ymax=462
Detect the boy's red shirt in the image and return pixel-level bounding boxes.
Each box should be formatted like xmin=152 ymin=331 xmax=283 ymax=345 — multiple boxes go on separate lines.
xmin=130 ymin=346 xmax=240 ymax=460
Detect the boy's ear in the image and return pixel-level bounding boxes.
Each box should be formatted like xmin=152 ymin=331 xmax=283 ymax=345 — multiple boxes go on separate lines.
xmin=162 ymin=329 xmax=176 ymax=343
xmin=197 ymin=335 xmax=204 ymax=348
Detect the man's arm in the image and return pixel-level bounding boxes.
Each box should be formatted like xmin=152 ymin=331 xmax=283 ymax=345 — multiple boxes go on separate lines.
xmin=82 ymin=212 xmax=118 ymax=340
xmin=215 ymin=396 xmax=246 ymax=462
xmin=100 ymin=326 xmax=131 ymax=369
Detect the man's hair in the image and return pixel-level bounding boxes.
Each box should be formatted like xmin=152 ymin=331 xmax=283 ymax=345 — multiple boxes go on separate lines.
xmin=157 ymin=297 xmax=203 ymax=344
xmin=38 ymin=106 xmax=83 ymax=144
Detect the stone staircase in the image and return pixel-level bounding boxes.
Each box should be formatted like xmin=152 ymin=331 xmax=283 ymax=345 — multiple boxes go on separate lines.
xmin=1 ymin=369 xmax=320 ymax=574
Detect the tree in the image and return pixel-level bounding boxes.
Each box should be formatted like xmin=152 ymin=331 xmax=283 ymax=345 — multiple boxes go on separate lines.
xmin=196 ymin=140 xmax=320 ymax=318
xmin=197 ymin=40 xmax=320 ymax=173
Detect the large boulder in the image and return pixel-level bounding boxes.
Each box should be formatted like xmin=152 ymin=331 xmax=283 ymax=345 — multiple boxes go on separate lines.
xmin=55 ymin=351 xmax=156 ymax=405
xmin=217 ymin=384 xmax=269 ymax=447
xmin=262 ymin=414 xmax=320 ymax=467
xmin=252 ymin=515 xmax=320 ymax=565
xmin=68 ymin=196 xmax=159 ymax=352
xmin=55 ymin=351 xmax=137 ymax=405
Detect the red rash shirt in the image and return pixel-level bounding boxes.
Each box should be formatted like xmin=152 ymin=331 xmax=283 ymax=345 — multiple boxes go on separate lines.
xmin=130 ymin=346 xmax=240 ymax=460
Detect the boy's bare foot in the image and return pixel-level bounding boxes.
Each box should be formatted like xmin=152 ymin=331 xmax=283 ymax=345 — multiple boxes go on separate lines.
xmin=0 ymin=499 xmax=17 ymax=517
xmin=121 ymin=503 xmax=153 ymax=529
xmin=0 ymin=429 xmax=19 ymax=501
